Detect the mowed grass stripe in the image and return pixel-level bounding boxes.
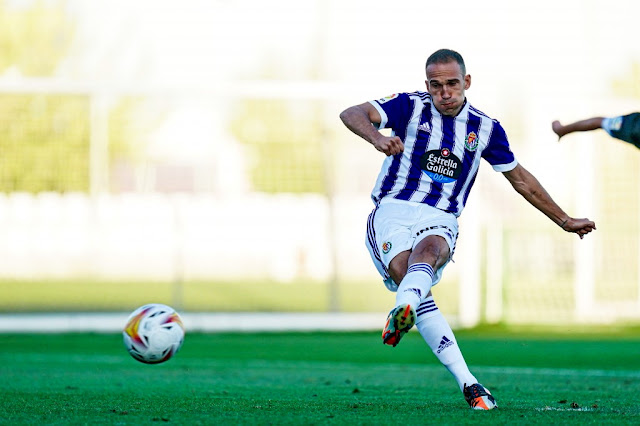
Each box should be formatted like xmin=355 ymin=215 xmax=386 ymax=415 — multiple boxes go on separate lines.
xmin=478 ymin=365 xmax=640 ymax=379
xmin=5 ymin=351 xmax=640 ymax=380
xmin=1 ymin=332 xmax=639 ymax=424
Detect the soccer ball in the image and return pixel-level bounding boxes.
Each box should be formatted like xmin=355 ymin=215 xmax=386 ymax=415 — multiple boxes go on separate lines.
xmin=122 ymin=303 xmax=185 ymax=364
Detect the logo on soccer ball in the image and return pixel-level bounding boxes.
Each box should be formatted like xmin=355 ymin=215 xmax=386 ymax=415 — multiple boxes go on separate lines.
xmin=123 ymin=303 xmax=185 ymax=364
xmin=465 ymin=131 xmax=478 ymax=151
xmin=382 ymin=242 xmax=392 ymax=254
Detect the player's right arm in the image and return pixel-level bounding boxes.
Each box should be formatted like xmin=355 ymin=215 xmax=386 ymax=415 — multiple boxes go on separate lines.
xmin=339 ymin=102 xmax=404 ymax=156
xmin=503 ymin=163 xmax=596 ymax=239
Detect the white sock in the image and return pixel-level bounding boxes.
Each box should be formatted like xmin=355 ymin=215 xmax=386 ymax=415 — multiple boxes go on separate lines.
xmin=416 ymin=297 xmax=477 ymax=391
xmin=395 ymin=263 xmax=434 ymax=308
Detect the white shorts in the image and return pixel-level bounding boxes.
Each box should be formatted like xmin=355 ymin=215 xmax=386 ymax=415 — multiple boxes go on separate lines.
xmin=365 ymin=198 xmax=458 ymax=292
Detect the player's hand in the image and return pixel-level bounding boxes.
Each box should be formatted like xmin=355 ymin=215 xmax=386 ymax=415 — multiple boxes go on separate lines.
xmin=551 ymin=120 xmax=565 ymax=140
xmin=372 ymin=135 xmax=404 ymax=156
xmin=561 ymin=217 xmax=596 ymax=239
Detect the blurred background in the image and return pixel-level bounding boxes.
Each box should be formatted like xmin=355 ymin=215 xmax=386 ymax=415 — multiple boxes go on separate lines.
xmin=1 ymin=0 xmax=639 ymax=328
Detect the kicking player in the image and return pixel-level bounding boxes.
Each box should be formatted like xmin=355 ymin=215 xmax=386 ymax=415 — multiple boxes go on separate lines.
xmin=552 ymin=113 xmax=640 ymax=148
xmin=340 ymin=48 xmax=596 ymax=410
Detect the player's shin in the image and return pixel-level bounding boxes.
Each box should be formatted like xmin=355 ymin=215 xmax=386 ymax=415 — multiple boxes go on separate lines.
xmin=395 ymin=262 xmax=434 ymax=308
xmin=416 ymin=297 xmax=477 ymax=391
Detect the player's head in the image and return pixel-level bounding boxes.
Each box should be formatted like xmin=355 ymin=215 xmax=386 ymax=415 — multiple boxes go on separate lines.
xmin=425 ymin=49 xmax=471 ymax=117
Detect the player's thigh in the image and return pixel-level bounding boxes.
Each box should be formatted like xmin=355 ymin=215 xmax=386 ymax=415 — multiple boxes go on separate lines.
xmin=411 ymin=208 xmax=458 ymax=257
xmin=388 ymin=250 xmax=410 ymax=285
xmin=372 ymin=201 xmax=417 ymax=266
xmin=365 ymin=201 xmax=418 ymax=290
xmin=409 ymin=205 xmax=459 ymax=285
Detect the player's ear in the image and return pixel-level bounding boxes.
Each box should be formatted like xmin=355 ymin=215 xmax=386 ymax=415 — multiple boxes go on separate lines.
xmin=464 ymin=74 xmax=471 ymax=90
xmin=425 ymin=79 xmax=430 ymax=91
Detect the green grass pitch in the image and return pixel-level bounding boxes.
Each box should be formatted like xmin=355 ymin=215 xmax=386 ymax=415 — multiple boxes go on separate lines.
xmin=1 ymin=328 xmax=639 ymax=424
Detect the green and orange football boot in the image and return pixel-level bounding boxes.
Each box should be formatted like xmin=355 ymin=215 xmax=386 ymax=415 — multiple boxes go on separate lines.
xmin=381 ymin=303 xmax=416 ymax=347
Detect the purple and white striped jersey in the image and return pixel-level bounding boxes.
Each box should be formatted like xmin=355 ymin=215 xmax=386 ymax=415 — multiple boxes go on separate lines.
xmin=369 ymin=91 xmax=517 ymax=217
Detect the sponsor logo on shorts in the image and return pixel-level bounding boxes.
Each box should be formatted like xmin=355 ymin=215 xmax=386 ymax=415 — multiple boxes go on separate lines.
xmin=465 ymin=131 xmax=478 ymax=151
xmin=421 ymin=148 xmax=462 ymax=183
xmin=382 ymin=241 xmax=392 ymax=254
xmin=415 ymin=225 xmax=453 ymax=238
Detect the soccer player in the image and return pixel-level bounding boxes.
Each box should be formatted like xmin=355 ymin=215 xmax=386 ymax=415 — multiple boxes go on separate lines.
xmin=552 ymin=113 xmax=640 ymax=148
xmin=339 ymin=48 xmax=596 ymax=410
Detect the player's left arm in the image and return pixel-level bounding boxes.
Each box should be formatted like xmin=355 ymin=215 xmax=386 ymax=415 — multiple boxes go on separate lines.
xmin=502 ymin=163 xmax=596 ymax=239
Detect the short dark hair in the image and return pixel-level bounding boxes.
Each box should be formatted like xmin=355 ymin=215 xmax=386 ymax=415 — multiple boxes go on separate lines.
xmin=425 ymin=49 xmax=466 ymax=76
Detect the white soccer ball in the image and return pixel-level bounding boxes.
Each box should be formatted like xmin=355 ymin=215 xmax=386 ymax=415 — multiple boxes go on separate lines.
xmin=122 ymin=303 xmax=185 ymax=364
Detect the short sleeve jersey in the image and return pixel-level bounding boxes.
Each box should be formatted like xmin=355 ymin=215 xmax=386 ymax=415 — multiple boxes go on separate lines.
xmin=602 ymin=112 xmax=640 ymax=147
xmin=369 ymin=91 xmax=517 ymax=216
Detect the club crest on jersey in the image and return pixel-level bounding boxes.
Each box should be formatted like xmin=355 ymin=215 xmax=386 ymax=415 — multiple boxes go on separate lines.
xmin=377 ymin=94 xmax=398 ymax=104
xmin=420 ymin=148 xmax=462 ymax=183
xmin=382 ymin=242 xmax=392 ymax=254
xmin=465 ymin=131 xmax=478 ymax=151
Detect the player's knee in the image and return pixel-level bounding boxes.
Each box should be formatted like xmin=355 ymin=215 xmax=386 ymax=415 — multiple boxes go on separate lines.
xmin=411 ymin=236 xmax=449 ymax=268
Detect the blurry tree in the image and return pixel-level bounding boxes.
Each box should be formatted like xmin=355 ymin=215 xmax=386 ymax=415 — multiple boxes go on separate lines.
xmin=0 ymin=0 xmax=87 ymax=193
xmin=0 ymin=0 xmax=75 ymax=76
xmin=230 ymin=99 xmax=326 ymax=194
xmin=612 ymin=61 xmax=640 ymax=99
xmin=0 ymin=94 xmax=90 ymax=192
xmin=108 ymin=96 xmax=172 ymax=192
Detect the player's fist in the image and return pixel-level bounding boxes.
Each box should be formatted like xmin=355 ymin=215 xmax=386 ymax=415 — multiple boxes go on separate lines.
xmin=561 ymin=217 xmax=596 ymax=239
xmin=551 ymin=120 xmax=566 ymax=139
xmin=372 ymin=135 xmax=404 ymax=156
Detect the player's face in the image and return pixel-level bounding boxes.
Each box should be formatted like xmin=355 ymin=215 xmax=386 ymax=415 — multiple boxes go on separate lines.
xmin=425 ymin=61 xmax=471 ymax=116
